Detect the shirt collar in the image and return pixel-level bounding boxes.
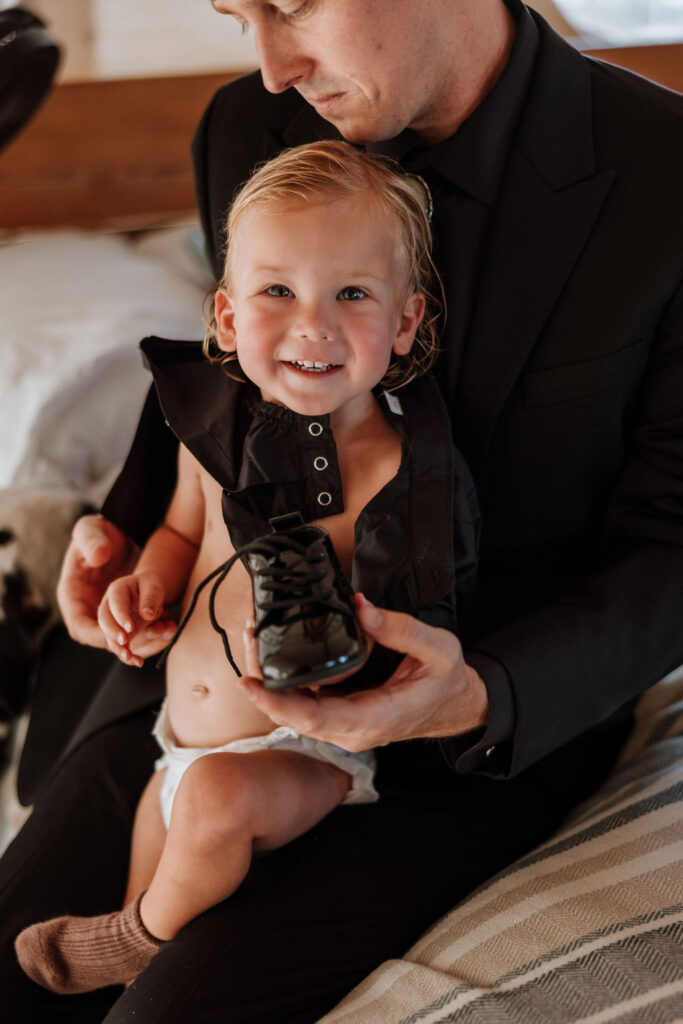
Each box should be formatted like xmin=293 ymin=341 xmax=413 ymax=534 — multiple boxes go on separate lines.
xmin=367 ymin=0 xmax=539 ymax=206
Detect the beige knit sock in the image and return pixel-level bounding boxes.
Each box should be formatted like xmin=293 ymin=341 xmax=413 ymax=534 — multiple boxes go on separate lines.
xmin=14 ymin=892 xmax=160 ymax=994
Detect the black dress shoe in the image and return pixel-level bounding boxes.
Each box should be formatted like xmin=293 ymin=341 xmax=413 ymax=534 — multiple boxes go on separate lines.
xmin=160 ymin=524 xmax=367 ymax=691
xmin=246 ymin=524 xmax=367 ymax=690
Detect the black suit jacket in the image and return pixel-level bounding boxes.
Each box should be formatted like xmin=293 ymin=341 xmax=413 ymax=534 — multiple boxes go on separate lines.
xmin=24 ymin=8 xmax=682 ymax=793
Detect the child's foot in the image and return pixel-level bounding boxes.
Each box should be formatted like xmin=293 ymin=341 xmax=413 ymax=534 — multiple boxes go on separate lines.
xmin=14 ymin=892 xmax=160 ymax=993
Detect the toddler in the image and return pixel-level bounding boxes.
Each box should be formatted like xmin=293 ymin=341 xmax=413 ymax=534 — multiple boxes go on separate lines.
xmin=16 ymin=141 xmax=476 ymax=993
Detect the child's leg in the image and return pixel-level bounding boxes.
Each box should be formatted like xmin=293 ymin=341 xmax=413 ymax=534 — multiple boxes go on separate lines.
xmin=124 ymin=769 xmax=167 ymax=905
xmin=15 ymin=750 xmax=349 ymax=993
xmin=140 ymin=748 xmax=350 ymax=940
xmin=14 ymin=771 xmax=166 ymax=994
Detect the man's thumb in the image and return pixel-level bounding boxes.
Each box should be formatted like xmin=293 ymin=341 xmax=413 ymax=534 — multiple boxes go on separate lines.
xmin=83 ymin=538 xmax=111 ymax=568
xmin=355 ymin=593 xmax=437 ymax=660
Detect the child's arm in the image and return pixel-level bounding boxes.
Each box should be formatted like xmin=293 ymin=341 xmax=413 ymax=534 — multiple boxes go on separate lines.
xmin=135 ymin=440 xmax=205 ymax=606
xmin=98 ymin=444 xmax=205 ymax=665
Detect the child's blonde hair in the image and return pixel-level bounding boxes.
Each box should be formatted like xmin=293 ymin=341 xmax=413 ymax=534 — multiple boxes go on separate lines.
xmin=203 ymin=140 xmax=443 ymax=390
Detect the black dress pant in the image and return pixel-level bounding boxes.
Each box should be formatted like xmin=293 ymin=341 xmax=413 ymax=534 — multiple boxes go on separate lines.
xmin=0 ymin=672 xmax=628 ymax=1023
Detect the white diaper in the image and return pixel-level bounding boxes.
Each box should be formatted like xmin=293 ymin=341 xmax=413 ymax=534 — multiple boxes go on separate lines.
xmin=152 ymin=700 xmax=378 ymax=829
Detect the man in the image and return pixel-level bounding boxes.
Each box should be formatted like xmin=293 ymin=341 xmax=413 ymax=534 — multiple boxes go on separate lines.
xmin=2 ymin=2 xmax=681 ymax=1021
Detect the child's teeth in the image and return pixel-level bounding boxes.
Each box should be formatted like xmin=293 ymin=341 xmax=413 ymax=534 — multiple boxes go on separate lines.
xmin=292 ymin=360 xmax=333 ymax=371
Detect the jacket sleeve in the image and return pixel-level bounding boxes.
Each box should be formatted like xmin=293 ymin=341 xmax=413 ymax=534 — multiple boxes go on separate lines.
xmin=100 ymin=385 xmax=178 ymax=548
xmin=191 ymin=85 xmax=223 ymax=280
xmin=451 ymin=272 xmax=683 ymax=777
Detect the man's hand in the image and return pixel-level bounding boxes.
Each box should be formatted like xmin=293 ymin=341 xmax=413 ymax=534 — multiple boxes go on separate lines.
xmin=238 ymin=594 xmax=489 ymax=752
xmin=56 ymin=515 xmax=140 ymax=649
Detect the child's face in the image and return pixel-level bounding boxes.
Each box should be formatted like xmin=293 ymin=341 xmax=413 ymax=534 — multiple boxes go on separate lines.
xmin=214 ymin=196 xmax=424 ymax=421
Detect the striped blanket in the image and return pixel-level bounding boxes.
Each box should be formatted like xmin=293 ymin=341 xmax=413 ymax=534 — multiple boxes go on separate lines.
xmin=320 ymin=669 xmax=683 ymax=1024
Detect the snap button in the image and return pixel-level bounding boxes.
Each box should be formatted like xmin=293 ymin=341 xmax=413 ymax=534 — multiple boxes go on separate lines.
xmin=313 ymin=456 xmax=328 ymax=471
xmin=317 ymin=491 xmax=332 ymax=506
xmin=308 ymin=422 xmax=324 ymax=437
xmin=485 ymin=746 xmax=495 ymax=758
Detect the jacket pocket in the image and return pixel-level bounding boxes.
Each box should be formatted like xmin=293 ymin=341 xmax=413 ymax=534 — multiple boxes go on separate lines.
xmin=523 ymin=337 xmax=649 ymax=408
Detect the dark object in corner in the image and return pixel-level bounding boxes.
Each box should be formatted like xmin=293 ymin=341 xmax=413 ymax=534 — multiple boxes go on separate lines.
xmin=0 ymin=5 xmax=60 ymax=153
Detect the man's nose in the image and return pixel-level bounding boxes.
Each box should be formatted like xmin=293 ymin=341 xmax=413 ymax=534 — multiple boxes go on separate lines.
xmin=256 ymin=25 xmax=310 ymax=94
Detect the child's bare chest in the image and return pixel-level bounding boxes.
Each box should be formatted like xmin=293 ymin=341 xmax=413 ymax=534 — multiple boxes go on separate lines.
xmin=200 ymin=426 xmax=401 ymax=578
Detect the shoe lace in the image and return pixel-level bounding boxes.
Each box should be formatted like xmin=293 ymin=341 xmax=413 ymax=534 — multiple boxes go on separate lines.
xmin=158 ymin=533 xmax=338 ymax=677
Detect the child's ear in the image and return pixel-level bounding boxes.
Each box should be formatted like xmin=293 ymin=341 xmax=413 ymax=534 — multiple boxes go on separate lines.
xmin=214 ymin=288 xmax=237 ymax=352
xmin=393 ymin=293 xmax=425 ymax=356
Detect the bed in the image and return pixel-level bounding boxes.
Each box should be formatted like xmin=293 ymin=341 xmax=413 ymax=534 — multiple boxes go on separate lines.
xmin=0 ymin=222 xmax=214 ymax=849
xmin=0 ymin=72 xmax=232 ymax=850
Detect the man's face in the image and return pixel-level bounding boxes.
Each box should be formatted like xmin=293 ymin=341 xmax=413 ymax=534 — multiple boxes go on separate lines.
xmin=211 ymin=0 xmax=450 ymax=143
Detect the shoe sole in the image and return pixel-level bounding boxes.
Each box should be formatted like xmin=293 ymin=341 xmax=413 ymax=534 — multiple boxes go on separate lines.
xmin=261 ymin=641 xmax=369 ymax=692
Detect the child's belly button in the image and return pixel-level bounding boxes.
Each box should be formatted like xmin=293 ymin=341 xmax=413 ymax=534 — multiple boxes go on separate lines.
xmin=190 ymin=682 xmax=210 ymax=698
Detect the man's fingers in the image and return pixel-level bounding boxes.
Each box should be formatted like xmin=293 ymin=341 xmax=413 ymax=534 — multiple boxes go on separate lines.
xmin=356 ymin=596 xmax=458 ymax=664
xmin=71 ymin=515 xmax=113 ymax=568
xmin=238 ymin=679 xmax=333 ymax=733
xmin=242 ymin=621 xmax=263 ymax=679
xmin=65 ymin=604 xmax=109 ymax=649
xmin=237 ymin=676 xmax=383 ymax=750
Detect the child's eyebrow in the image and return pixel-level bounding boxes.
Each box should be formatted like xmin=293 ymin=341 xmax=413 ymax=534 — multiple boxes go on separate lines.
xmin=251 ymin=264 xmax=289 ymax=276
xmin=251 ymin=267 xmax=387 ymax=282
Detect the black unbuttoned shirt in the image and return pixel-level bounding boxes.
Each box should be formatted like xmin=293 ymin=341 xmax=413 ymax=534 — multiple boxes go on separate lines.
xmin=368 ymin=0 xmax=539 ymax=763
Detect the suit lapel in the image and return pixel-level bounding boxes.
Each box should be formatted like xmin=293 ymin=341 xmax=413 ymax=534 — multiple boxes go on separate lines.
xmin=455 ymin=154 xmax=615 ymax=473
xmin=455 ymin=16 xmax=616 ymax=475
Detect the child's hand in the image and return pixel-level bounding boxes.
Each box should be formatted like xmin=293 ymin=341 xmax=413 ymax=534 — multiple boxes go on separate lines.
xmin=98 ymin=573 xmax=175 ymax=668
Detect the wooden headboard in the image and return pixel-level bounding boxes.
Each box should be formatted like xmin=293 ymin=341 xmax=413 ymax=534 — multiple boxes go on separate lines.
xmin=0 ymin=41 xmax=680 ymax=232
xmin=0 ymin=71 xmax=245 ymax=231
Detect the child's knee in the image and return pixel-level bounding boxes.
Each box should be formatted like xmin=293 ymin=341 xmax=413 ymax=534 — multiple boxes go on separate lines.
xmin=170 ymin=754 xmax=256 ymax=845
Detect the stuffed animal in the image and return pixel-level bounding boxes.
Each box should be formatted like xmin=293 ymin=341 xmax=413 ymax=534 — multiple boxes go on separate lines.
xmin=0 ymin=487 xmax=87 ymax=739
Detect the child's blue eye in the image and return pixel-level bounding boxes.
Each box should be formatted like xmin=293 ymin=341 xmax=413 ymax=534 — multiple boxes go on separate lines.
xmin=266 ymin=285 xmax=292 ymax=297
xmin=338 ymin=286 xmax=367 ymax=301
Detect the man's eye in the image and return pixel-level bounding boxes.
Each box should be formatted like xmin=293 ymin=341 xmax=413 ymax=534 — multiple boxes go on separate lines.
xmin=266 ymin=285 xmax=292 ymax=297
xmin=215 ymin=4 xmax=250 ymax=33
xmin=338 ymin=286 xmax=367 ymax=301
xmin=279 ymin=0 xmax=313 ymax=23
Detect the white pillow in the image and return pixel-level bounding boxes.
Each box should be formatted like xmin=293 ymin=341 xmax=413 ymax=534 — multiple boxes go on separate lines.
xmin=0 ymin=229 xmax=207 ymax=489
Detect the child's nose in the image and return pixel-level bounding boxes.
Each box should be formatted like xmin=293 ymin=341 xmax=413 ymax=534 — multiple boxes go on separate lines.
xmin=293 ymin=308 xmax=334 ymax=342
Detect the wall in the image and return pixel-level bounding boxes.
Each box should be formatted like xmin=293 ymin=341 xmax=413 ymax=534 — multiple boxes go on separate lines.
xmin=29 ymin=0 xmax=257 ymax=81
xmin=26 ymin=1 xmax=683 ymax=83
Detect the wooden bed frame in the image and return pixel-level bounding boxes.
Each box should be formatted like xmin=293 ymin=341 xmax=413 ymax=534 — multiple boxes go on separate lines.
xmin=0 ymin=71 xmax=241 ymax=231
xmin=0 ymin=42 xmax=680 ymax=232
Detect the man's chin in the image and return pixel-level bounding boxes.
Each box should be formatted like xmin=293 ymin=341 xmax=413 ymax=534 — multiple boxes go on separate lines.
xmin=302 ymin=93 xmax=402 ymax=145
xmin=327 ymin=114 xmax=401 ymax=146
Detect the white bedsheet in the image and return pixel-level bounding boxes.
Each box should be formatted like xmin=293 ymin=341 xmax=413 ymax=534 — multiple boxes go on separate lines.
xmin=0 ymin=227 xmax=211 ymax=495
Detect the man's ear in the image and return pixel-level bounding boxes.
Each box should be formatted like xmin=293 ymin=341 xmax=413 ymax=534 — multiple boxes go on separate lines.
xmin=214 ymin=288 xmax=237 ymax=352
xmin=392 ymin=293 xmax=426 ymax=356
